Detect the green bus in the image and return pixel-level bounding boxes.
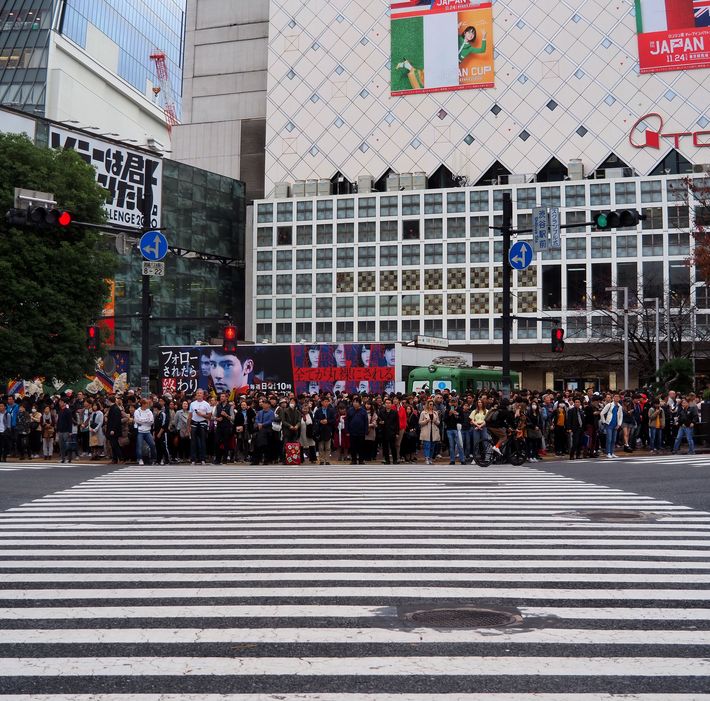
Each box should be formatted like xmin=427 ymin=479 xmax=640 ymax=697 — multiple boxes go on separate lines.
xmin=407 ymin=366 xmax=521 ymax=395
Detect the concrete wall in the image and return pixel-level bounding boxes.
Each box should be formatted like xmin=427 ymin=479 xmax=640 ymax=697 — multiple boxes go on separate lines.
xmin=173 ymin=0 xmax=269 ymax=200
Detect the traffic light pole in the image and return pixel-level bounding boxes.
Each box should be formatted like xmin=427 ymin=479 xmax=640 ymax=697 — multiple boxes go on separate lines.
xmin=501 ymin=192 xmax=513 ymax=398
xmin=140 ymin=166 xmax=154 ymax=397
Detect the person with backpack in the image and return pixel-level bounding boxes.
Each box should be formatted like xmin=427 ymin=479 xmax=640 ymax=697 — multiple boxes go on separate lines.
xmin=600 ymin=393 xmax=623 ymax=458
xmin=419 ymin=398 xmax=441 ymax=465
xmin=672 ymin=398 xmax=699 ymax=455
xmin=552 ymin=397 xmax=568 ymax=456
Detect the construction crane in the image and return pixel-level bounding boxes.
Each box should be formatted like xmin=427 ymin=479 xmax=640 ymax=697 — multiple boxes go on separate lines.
xmin=149 ymin=51 xmax=179 ymax=136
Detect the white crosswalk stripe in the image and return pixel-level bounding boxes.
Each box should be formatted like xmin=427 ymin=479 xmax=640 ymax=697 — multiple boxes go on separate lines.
xmin=0 ymin=463 xmax=709 ymax=699
xmin=0 ymin=461 xmax=101 ymax=471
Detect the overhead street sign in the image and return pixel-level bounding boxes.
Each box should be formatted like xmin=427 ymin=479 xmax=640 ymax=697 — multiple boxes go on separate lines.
xmin=139 ymin=230 xmax=168 ymax=261
xmin=142 ymin=261 xmax=165 ymax=277
xmin=532 ymin=207 xmax=547 ymax=252
xmin=509 ymin=240 xmax=533 ymax=270
xmin=549 ymin=206 xmax=561 ymax=249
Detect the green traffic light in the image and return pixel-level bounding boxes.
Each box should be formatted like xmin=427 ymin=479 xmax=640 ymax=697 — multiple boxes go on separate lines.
xmin=597 ymin=213 xmax=608 ymax=228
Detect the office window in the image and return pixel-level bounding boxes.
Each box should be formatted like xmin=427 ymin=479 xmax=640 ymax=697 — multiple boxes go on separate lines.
xmin=668 ymin=232 xmax=690 ymax=255
xmin=565 ymin=185 xmax=586 ymax=207
xmin=296 ymin=249 xmax=312 ymax=269
xmin=401 ymin=319 xmax=420 ymax=341
xmin=424 ymin=319 xmax=443 ymax=336
xmin=567 ymin=316 xmax=588 ymax=338
xmin=541 ymin=247 xmax=561 ymax=260
xmin=565 ymin=210 xmax=586 ymax=233
xmin=335 ymin=321 xmax=354 ymax=341
xmin=470 ymin=240 xmax=489 ymax=263
xmin=275 ymin=299 xmax=292 ymax=319
xmin=277 ymin=227 xmax=292 ymax=246
xmin=315 ymin=322 xmax=332 ymax=342
xmin=337 ymin=198 xmax=354 ymax=219
xmin=591 ymin=236 xmax=612 ymax=258
xmin=642 ymin=207 xmax=663 ymax=230
xmin=295 ymin=298 xmax=312 ymax=318
xmin=297 ymin=201 xmax=313 ymax=221
xmin=380 ymin=295 xmax=398 ymax=316
xmin=540 ymin=186 xmax=561 ymax=207
xmin=470 ymin=190 xmax=489 ymax=212
xmin=337 ymin=248 xmax=354 ymax=268
xmin=256 ymin=275 xmax=272 ymax=295
xmin=316 ymin=298 xmax=332 ymax=317
xmin=359 ymin=296 xmax=376 ymax=317
xmin=316 ymin=200 xmax=333 ymax=220
xmin=380 ymin=221 xmax=398 ymax=241
xmin=257 ymin=228 xmax=272 ymax=247
xmin=425 ymin=218 xmax=443 ymax=239
xmin=695 ymin=205 xmax=710 ymax=227
xmin=424 ymin=243 xmax=443 ymax=265
xmin=590 ymin=183 xmax=611 ymax=206
xmin=277 ymin=202 xmax=293 ymax=222
xmin=358 ymin=221 xmax=376 ymax=242
xmin=402 ymin=294 xmax=420 ymax=315
xmin=296 ymin=274 xmax=312 ymax=294
xmin=448 ymin=318 xmax=466 ymax=340
xmin=567 ymin=265 xmax=587 ymax=310
xmin=616 ymin=235 xmax=637 ymax=258
xmin=337 ymin=223 xmax=354 ymax=243
xmin=517 ymin=188 xmax=536 ymax=209
xmin=256 ymin=299 xmax=272 ymax=319
xmin=357 ymin=320 xmax=375 ymax=340
xmin=276 ymin=275 xmax=292 ymax=295
xmin=380 ymin=320 xmax=398 ymax=341
xmin=336 ymin=297 xmax=354 ymax=317
xmin=669 ymin=262 xmax=690 ymax=299
xmin=402 ymin=245 xmax=420 ymax=266
xmin=592 ymin=316 xmax=612 ymax=338
xmin=276 ymin=250 xmax=292 ymax=270
xmin=493 ymin=189 xmax=512 ymax=210
xmin=315 ymin=274 xmax=332 ymax=293
xmin=617 ymin=262 xmax=638 ymax=304
xmin=402 ymin=195 xmax=420 ymax=215
xmin=470 ymin=318 xmax=489 ymax=339
xmin=566 ymin=237 xmax=586 ymax=259
xmin=668 ymin=205 xmax=690 ymax=229
xmin=591 ymin=263 xmax=612 ymax=306
xmin=257 ymin=203 xmax=273 ymax=223
xmin=315 ymin=249 xmax=332 ymax=269
xmin=667 ymin=179 xmax=685 ymax=201
xmin=380 ymin=245 xmax=398 ymax=266
xmin=296 ymin=225 xmax=312 ymax=245
xmin=359 ymin=197 xmax=376 ymax=217
xmin=697 ymin=286 xmax=710 ymax=309
xmin=424 ymin=193 xmax=443 ymax=214
xmin=316 ymin=224 xmax=333 ymax=245
xmin=295 ymin=322 xmax=312 ymax=340
xmin=643 ymin=261 xmax=663 ymax=299
xmin=470 ymin=216 xmax=488 ymax=237
xmin=614 ymin=181 xmax=636 ymax=204
xmin=381 ymin=196 xmax=398 ymax=216
xmin=256 ymin=323 xmax=272 ymax=341
xmin=642 ymin=233 xmax=664 ymax=256
xmin=517 ymin=212 xmax=532 ymax=231
xmin=358 ymin=246 xmax=376 ymax=267
xmin=403 ymin=220 xmax=420 ymax=240
xmin=517 ymin=318 xmax=537 ymax=339
xmin=447 ymin=191 xmax=466 ymax=213
xmin=447 ymin=242 xmax=466 ymax=264
xmin=447 ymin=217 xmax=466 ymax=238
xmin=542 ymin=265 xmax=561 ymax=310
xmin=256 ymin=251 xmax=272 ymax=271
xmin=640 ymin=180 xmax=662 ymax=202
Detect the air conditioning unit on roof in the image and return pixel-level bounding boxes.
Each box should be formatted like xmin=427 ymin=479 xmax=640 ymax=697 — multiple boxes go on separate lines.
xmin=292 ymin=180 xmax=306 ymax=197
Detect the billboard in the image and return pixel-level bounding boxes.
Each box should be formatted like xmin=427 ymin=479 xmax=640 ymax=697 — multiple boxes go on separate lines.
xmin=390 ymin=0 xmax=494 ymax=96
xmin=635 ymin=0 xmax=710 ymax=73
xmin=159 ymin=344 xmax=396 ymax=397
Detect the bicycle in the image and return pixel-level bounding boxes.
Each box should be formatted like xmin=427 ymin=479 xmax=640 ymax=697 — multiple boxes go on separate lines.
xmin=472 ymin=429 xmax=527 ymax=467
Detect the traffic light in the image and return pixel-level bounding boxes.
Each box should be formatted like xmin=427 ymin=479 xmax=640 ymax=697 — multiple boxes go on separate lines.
xmin=28 ymin=206 xmax=73 ymax=228
xmin=5 ymin=208 xmax=27 ymax=227
xmin=223 ymin=324 xmax=237 ymax=353
xmin=86 ymin=325 xmax=99 ymax=352
xmin=593 ymin=210 xmax=644 ymax=230
xmin=551 ymin=327 xmax=565 ymax=353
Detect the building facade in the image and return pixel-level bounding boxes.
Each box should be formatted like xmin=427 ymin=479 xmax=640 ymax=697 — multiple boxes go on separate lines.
xmin=0 ymin=0 xmax=185 ymax=147
xmin=249 ymin=0 xmax=710 ymax=389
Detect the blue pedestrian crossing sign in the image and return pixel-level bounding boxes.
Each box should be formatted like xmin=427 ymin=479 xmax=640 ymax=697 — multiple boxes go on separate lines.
xmin=139 ymin=230 xmax=169 ymax=262
xmin=509 ymin=241 xmax=533 ymax=270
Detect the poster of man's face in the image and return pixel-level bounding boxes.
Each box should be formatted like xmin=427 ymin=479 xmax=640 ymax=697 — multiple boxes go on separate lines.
xmin=208 ymin=350 xmax=254 ymax=394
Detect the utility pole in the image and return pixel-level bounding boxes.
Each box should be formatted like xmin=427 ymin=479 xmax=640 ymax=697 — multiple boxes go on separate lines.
xmin=501 ymin=192 xmax=513 ymax=398
xmin=644 ymin=297 xmax=660 ymax=378
xmin=607 ymin=285 xmax=629 ymax=390
xmin=140 ymin=160 xmax=157 ymax=396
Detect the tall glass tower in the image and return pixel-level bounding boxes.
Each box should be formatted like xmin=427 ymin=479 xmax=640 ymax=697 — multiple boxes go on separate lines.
xmin=0 ymin=0 xmax=185 ymax=118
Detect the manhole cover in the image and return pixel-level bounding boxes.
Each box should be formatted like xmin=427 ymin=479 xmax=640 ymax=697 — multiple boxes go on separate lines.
xmin=403 ymin=607 xmax=522 ymax=629
xmin=571 ymin=509 xmax=657 ymax=523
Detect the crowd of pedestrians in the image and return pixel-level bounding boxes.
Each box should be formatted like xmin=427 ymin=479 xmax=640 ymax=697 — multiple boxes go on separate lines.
xmin=0 ymin=384 xmax=704 ymax=465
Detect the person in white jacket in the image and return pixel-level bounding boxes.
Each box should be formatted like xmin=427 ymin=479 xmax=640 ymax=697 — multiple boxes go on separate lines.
xmin=599 ymin=394 xmax=624 ymax=458
xmin=133 ymin=398 xmax=157 ymax=466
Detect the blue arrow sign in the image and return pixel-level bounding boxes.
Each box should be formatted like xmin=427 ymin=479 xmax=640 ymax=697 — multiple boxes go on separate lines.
xmin=139 ymin=230 xmax=168 ymax=262
xmin=509 ymin=240 xmax=533 ymax=270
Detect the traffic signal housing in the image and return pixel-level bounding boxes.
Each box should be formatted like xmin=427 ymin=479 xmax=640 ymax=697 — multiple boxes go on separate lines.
xmin=86 ymin=325 xmax=99 ymax=352
xmin=593 ymin=210 xmax=644 ymax=231
xmin=551 ymin=327 xmax=565 ymax=353
xmin=5 ymin=207 xmax=73 ymax=229
xmin=223 ymin=324 xmax=237 ymax=353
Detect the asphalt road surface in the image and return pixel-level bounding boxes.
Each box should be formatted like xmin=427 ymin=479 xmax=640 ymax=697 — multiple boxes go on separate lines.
xmin=0 ymin=456 xmax=709 ymax=699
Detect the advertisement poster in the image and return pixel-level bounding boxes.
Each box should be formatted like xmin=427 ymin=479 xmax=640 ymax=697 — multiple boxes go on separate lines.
xmin=159 ymin=344 xmax=396 ymax=397
xmin=391 ymin=0 xmax=494 ymax=96
xmin=635 ymin=0 xmax=710 ymax=73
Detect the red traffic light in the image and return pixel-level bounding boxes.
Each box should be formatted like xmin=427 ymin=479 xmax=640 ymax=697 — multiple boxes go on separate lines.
xmin=224 ymin=325 xmax=237 ymax=341
xmin=551 ymin=327 xmax=565 ymax=353
xmin=554 ymin=328 xmax=564 ymax=340
xmin=223 ymin=325 xmax=237 ymax=352
xmin=57 ymin=211 xmax=72 ymax=227
xmin=86 ymin=325 xmax=99 ymax=351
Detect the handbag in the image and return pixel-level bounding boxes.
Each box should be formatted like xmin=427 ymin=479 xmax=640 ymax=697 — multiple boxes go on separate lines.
xmin=271 ymin=421 xmax=282 ymax=432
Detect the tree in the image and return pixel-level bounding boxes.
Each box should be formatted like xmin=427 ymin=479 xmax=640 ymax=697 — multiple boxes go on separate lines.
xmin=0 ymin=133 xmax=117 ymax=382
xmin=684 ymin=174 xmax=710 ymax=284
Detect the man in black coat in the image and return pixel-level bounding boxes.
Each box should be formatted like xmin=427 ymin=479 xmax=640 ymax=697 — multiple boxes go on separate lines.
xmin=566 ymin=397 xmax=586 ymax=460
xmin=106 ymin=396 xmax=123 ymax=464
xmin=346 ymin=396 xmax=369 ymax=465
xmin=378 ymin=398 xmax=400 ymax=465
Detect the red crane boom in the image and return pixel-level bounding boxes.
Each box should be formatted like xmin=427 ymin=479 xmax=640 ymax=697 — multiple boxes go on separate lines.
xmin=149 ymin=51 xmax=179 ymax=136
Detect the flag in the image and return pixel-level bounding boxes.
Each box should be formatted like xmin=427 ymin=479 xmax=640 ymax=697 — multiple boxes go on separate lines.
xmin=6 ymin=380 xmax=24 ymax=397
xmin=637 ymin=0 xmax=696 ymax=32
xmin=695 ymin=0 xmax=710 ymax=26
xmin=94 ymin=369 xmax=115 ymax=393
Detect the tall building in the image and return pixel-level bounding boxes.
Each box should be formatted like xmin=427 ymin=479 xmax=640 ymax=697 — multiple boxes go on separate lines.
xmin=248 ymin=0 xmax=710 ymax=389
xmin=0 ymin=0 xmax=186 ymax=146
xmin=172 ymin=0 xmax=268 ymax=200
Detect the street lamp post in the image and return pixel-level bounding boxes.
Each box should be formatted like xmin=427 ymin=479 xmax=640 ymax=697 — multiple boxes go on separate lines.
xmin=643 ymin=297 xmax=660 ymax=379
xmin=607 ymin=285 xmax=629 ymax=390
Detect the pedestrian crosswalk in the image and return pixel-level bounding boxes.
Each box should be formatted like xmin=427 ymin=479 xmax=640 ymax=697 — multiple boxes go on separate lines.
xmin=0 ymin=460 xmax=102 ymax=471
xmin=0 ymin=463 xmax=709 ymax=699
xmin=561 ymin=454 xmax=709 ymax=466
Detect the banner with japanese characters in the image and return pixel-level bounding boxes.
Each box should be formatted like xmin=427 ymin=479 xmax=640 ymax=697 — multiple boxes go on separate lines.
xmin=48 ymin=127 xmax=162 ymax=229
xmin=159 ymin=344 xmax=396 ymax=398
xmin=635 ymin=0 xmax=710 ymax=73
xmin=390 ymin=0 xmax=495 ymax=96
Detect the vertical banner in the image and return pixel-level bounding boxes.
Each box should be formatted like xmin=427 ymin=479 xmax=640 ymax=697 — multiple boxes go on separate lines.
xmin=391 ymin=0 xmax=494 ymax=96
xmin=635 ymin=0 xmax=710 ymax=73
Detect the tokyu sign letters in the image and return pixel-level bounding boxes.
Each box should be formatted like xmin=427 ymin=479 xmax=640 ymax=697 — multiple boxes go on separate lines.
xmin=629 ymin=112 xmax=710 ymax=149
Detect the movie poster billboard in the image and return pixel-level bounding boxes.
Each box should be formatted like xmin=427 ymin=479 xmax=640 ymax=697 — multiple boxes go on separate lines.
xmin=635 ymin=0 xmax=710 ymax=73
xmin=390 ymin=0 xmax=494 ymax=96
xmin=159 ymin=344 xmax=396 ymax=397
